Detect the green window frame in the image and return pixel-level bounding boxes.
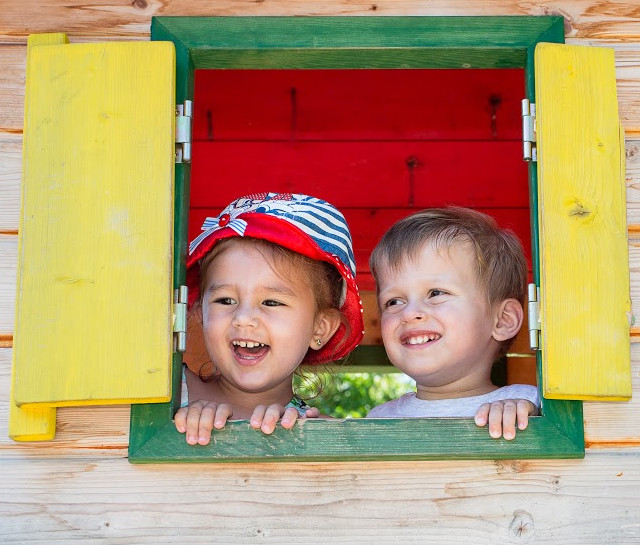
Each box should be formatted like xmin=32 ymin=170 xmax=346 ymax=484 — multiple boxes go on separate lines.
xmin=128 ymin=15 xmax=584 ymax=463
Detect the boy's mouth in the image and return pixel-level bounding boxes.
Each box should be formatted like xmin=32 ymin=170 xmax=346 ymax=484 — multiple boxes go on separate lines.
xmin=232 ymin=339 xmax=270 ymax=360
xmin=401 ymin=333 xmax=441 ymax=346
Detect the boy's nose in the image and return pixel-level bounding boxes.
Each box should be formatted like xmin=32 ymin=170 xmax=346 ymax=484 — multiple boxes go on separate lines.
xmin=401 ymin=301 xmax=426 ymax=323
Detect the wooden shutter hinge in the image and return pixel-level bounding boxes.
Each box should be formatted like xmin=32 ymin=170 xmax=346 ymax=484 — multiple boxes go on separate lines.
xmin=522 ymin=99 xmax=537 ymax=162
xmin=528 ymin=283 xmax=541 ymax=350
xmin=175 ymin=100 xmax=192 ymax=163
xmin=173 ymin=285 xmax=188 ymax=353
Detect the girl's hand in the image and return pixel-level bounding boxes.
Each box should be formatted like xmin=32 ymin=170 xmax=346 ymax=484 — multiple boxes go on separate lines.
xmin=250 ymin=405 xmax=321 ymax=435
xmin=174 ymin=400 xmax=233 ymax=445
xmin=474 ymin=399 xmax=537 ymax=440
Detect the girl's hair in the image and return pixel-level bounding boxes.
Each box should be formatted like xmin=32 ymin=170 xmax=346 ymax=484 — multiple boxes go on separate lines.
xmin=370 ymin=207 xmax=527 ymax=358
xmin=195 ymin=236 xmax=350 ymax=383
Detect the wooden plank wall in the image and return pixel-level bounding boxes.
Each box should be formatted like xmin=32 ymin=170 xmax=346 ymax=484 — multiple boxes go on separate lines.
xmin=1 ymin=2 xmax=640 ymax=542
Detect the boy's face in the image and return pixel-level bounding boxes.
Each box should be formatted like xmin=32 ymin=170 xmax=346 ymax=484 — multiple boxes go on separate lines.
xmin=376 ymin=241 xmax=500 ymax=397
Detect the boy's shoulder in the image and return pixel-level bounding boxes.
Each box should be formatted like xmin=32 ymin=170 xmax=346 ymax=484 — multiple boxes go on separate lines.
xmin=366 ymin=384 xmax=539 ymax=419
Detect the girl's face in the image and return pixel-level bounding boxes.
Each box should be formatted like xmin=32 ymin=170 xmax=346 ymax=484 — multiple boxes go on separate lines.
xmin=200 ymin=243 xmax=323 ymax=396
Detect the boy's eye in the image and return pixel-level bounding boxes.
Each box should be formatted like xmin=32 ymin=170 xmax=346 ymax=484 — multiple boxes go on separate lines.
xmin=262 ymin=299 xmax=284 ymax=307
xmin=428 ymin=289 xmax=447 ymax=298
xmin=383 ymin=297 xmax=404 ymax=309
xmin=213 ymin=297 xmax=236 ymax=305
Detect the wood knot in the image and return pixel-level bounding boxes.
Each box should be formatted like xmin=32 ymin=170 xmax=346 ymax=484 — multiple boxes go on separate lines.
xmin=131 ymin=0 xmax=148 ymax=8
xmin=568 ymin=200 xmax=591 ymax=219
xmin=509 ymin=510 xmax=535 ymax=540
xmin=370 ymin=4 xmax=378 ymax=10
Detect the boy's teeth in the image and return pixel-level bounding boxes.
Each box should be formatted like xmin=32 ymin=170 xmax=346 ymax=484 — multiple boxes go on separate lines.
xmin=407 ymin=334 xmax=438 ymax=345
xmin=233 ymin=340 xmax=265 ymax=348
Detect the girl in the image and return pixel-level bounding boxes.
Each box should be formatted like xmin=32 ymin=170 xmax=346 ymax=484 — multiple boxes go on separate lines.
xmin=174 ymin=193 xmax=364 ymax=445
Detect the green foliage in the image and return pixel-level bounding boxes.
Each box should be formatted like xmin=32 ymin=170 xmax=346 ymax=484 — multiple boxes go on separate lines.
xmin=295 ymin=372 xmax=415 ymax=418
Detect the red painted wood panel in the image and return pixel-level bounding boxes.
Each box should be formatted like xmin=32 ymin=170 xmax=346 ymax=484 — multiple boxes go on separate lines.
xmin=193 ymin=69 xmax=524 ymax=142
xmin=189 ymin=67 xmax=531 ymax=293
xmin=190 ymin=141 xmax=528 ymax=208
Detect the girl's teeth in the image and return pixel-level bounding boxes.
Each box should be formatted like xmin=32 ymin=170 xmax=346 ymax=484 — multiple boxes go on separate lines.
xmin=233 ymin=341 xmax=265 ymax=348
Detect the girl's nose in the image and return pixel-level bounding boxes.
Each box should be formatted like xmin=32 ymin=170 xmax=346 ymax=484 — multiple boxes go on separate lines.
xmin=231 ymin=302 xmax=259 ymax=328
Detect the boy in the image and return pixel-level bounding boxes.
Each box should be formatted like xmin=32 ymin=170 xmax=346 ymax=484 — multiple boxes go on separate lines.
xmin=366 ymin=207 xmax=538 ymax=440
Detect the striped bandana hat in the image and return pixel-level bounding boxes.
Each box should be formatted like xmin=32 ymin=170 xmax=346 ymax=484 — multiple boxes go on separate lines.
xmin=186 ymin=192 xmax=364 ymax=365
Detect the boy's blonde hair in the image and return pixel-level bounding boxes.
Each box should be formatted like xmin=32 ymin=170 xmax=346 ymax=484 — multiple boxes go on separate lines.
xmin=369 ymin=207 xmax=527 ymax=357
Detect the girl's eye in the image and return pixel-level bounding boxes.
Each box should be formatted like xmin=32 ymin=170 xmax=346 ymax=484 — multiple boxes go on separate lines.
xmin=262 ymin=299 xmax=284 ymax=307
xmin=213 ymin=297 xmax=236 ymax=305
xmin=429 ymin=289 xmax=447 ymax=298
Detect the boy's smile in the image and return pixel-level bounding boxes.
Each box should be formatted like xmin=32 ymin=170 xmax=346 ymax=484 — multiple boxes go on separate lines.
xmin=377 ymin=241 xmax=500 ymax=399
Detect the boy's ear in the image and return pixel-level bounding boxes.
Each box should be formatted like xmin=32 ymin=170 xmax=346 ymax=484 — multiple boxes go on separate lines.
xmin=492 ymin=298 xmax=524 ymax=342
xmin=310 ymin=310 xmax=342 ymax=351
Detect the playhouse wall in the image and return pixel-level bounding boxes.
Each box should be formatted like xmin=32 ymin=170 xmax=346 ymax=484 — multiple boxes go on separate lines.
xmin=1 ymin=2 xmax=640 ymax=543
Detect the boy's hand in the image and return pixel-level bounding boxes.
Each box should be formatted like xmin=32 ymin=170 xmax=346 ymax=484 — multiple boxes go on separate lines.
xmin=250 ymin=405 xmax=321 ymax=435
xmin=174 ymin=400 xmax=233 ymax=445
xmin=474 ymin=399 xmax=537 ymax=440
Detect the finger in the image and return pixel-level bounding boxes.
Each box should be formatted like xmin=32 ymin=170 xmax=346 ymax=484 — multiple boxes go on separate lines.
xmin=487 ymin=402 xmax=505 ymax=439
xmin=250 ymin=405 xmax=268 ymax=429
xmin=501 ymin=400 xmax=518 ymax=441
xmin=280 ymin=407 xmax=300 ymax=429
xmin=174 ymin=407 xmax=188 ymax=433
xmin=213 ymin=403 xmax=233 ymax=430
xmin=260 ymin=405 xmax=284 ymax=435
xmin=516 ymin=400 xmax=534 ymax=430
xmin=304 ymin=407 xmax=320 ymax=419
xmin=474 ymin=403 xmax=491 ymax=427
xmin=196 ymin=403 xmax=217 ymax=446
xmin=184 ymin=401 xmax=208 ymax=445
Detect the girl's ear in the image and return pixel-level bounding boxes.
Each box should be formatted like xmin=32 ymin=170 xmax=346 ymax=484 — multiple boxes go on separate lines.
xmin=309 ymin=310 xmax=342 ymax=351
xmin=492 ymin=298 xmax=524 ymax=342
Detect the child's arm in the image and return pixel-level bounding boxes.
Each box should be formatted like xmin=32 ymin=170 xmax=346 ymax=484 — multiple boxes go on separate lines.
xmin=250 ymin=404 xmax=321 ymax=434
xmin=174 ymin=400 xmax=233 ymax=446
xmin=474 ymin=399 xmax=538 ymax=440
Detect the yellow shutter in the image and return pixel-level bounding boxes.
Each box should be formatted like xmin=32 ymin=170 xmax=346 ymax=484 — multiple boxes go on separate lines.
xmin=536 ymin=43 xmax=631 ymax=400
xmin=10 ymin=34 xmax=175 ymax=440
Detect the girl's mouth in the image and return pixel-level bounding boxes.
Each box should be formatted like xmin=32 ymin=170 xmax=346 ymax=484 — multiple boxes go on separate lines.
xmin=231 ymin=339 xmax=270 ymax=363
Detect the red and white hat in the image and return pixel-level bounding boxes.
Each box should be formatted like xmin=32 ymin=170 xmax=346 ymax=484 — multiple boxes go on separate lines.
xmin=187 ymin=192 xmax=364 ymax=365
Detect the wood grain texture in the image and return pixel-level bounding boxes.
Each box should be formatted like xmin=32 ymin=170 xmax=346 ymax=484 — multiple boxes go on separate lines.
xmin=14 ymin=39 xmax=175 ymax=408
xmin=1 ymin=0 xmax=640 ymax=43
xmin=0 ymin=235 xmax=16 ymax=334
xmin=568 ymin=39 xmax=640 ymax=135
xmin=0 ymin=452 xmax=639 ymax=543
xmin=536 ymin=43 xmax=631 ymax=400
xmin=0 ymin=134 xmax=21 ymax=232
xmin=0 ymin=349 xmax=129 ymax=454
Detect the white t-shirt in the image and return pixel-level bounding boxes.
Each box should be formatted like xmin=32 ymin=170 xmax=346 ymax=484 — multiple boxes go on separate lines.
xmin=366 ymin=384 xmax=539 ymax=418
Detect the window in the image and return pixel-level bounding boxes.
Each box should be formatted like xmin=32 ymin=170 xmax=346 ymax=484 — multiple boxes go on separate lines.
xmin=129 ymin=16 xmax=593 ymax=462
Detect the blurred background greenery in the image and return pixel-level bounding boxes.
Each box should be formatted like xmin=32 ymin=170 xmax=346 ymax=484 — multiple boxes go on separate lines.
xmin=294 ymin=371 xmax=415 ymax=418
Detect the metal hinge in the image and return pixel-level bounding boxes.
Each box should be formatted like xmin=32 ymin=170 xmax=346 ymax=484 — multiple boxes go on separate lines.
xmin=175 ymin=100 xmax=192 ymax=163
xmin=522 ymin=99 xmax=537 ymax=162
xmin=173 ymin=285 xmax=188 ymax=353
xmin=528 ymin=283 xmax=541 ymax=351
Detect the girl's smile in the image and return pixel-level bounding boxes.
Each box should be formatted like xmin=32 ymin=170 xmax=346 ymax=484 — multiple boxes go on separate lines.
xmin=201 ymin=243 xmax=323 ymax=397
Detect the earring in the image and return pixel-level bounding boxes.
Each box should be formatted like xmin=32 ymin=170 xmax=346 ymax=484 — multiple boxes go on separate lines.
xmin=316 ymin=338 xmax=322 ymax=347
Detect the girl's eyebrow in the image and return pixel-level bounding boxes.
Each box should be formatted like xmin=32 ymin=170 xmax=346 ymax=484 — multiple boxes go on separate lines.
xmin=206 ymin=282 xmax=298 ymax=297
xmin=207 ymin=283 xmax=233 ymax=293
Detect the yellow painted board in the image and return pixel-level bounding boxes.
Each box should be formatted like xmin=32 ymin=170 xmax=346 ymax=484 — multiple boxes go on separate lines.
xmin=9 ymin=33 xmax=70 ymax=440
xmin=13 ymin=37 xmax=175 ymax=408
xmin=536 ymin=42 xmax=631 ymax=400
